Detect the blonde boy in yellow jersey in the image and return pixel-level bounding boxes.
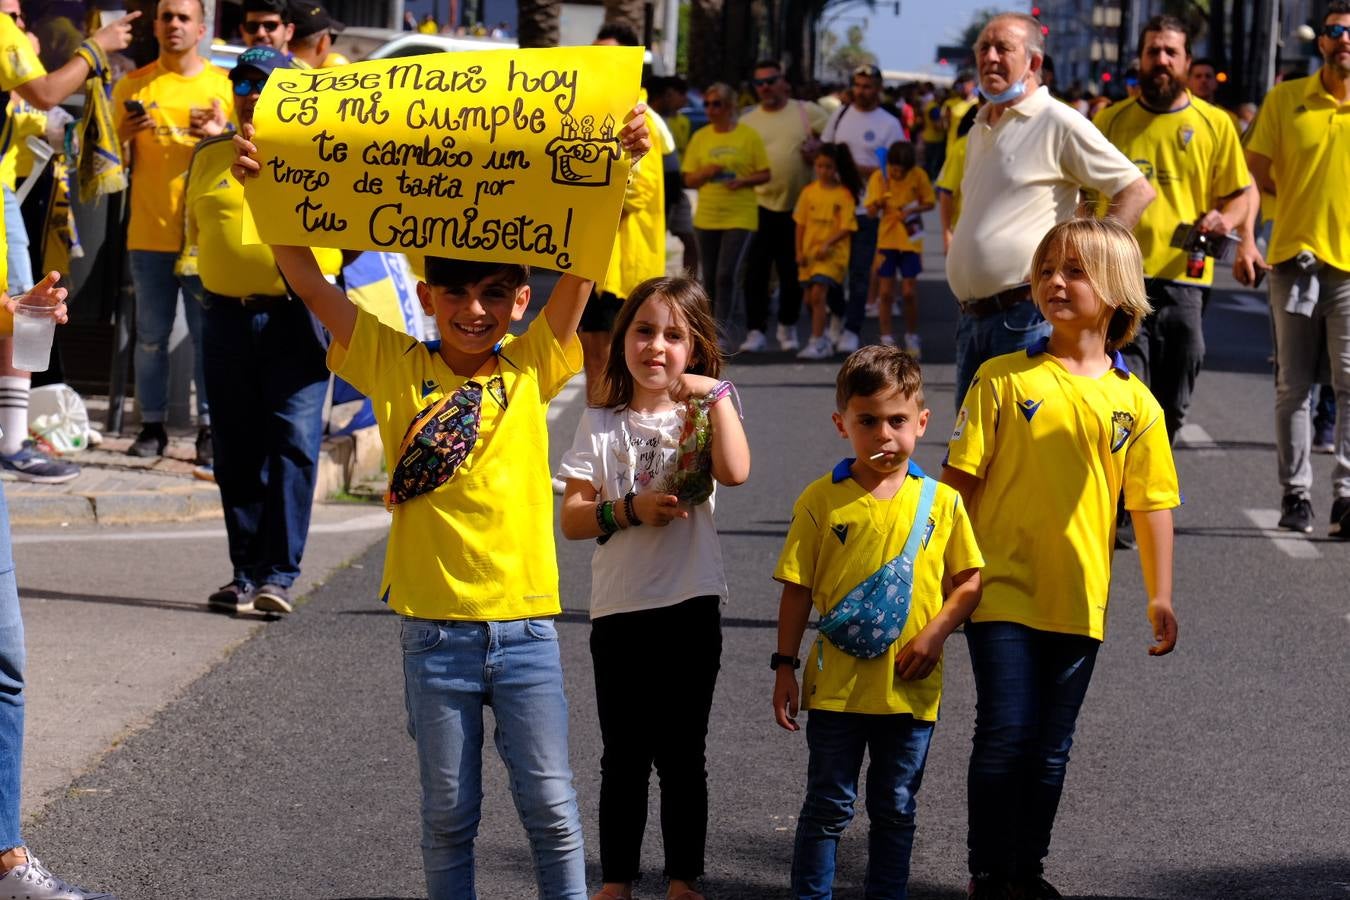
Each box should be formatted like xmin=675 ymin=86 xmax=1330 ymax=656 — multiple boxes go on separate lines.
xmin=232 ymin=103 xmax=652 ymax=899
xmin=864 ymin=141 xmax=936 ymax=355
xmin=773 ymin=345 xmax=982 ymax=899
xmin=1093 ymin=15 xmax=1250 ymax=446
xmin=943 ymin=218 xmax=1179 ymax=900
xmin=113 ymin=0 xmax=233 ymax=462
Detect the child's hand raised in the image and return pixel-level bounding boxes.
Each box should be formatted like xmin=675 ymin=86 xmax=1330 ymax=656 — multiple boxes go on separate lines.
xmin=232 ymin=123 xmax=262 ymax=185
xmin=633 ymin=491 xmax=688 ymax=527
xmin=668 ymin=373 xmax=720 ymax=403
xmin=619 ymin=103 xmax=653 ymax=165
xmin=1147 ymin=598 xmax=1177 ymax=656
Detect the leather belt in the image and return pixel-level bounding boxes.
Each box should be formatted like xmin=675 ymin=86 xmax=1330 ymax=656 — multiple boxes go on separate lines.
xmin=959 ymin=284 xmax=1032 ymax=317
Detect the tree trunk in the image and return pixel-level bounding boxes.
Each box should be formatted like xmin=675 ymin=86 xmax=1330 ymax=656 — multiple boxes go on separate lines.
xmin=688 ymin=0 xmax=724 ymax=88
xmin=517 ymin=0 xmax=560 ymax=47
xmin=603 ymin=0 xmax=646 ymax=34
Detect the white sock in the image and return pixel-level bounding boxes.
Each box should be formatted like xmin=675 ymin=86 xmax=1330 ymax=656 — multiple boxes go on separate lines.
xmin=0 ymin=375 xmax=30 ymax=456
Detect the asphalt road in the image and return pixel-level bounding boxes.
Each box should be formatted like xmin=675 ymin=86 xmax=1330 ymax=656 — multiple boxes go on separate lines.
xmin=21 ymin=267 xmax=1350 ymax=899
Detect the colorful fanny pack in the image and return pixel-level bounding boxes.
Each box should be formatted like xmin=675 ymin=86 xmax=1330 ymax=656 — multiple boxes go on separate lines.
xmin=384 ymin=375 xmax=506 ymax=510
xmin=816 ymin=476 xmax=938 ymax=660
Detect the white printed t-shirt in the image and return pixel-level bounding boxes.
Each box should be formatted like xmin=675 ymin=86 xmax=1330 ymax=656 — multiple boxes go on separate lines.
xmin=946 ymin=86 xmax=1143 ymax=301
xmin=823 ymin=104 xmax=905 ymax=211
xmin=558 ymin=405 xmax=727 ymax=620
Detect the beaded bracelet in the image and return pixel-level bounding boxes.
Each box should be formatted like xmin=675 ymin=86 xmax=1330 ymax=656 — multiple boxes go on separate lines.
xmin=701 ymin=380 xmax=742 ymax=418
xmin=623 ymin=491 xmax=641 ymax=527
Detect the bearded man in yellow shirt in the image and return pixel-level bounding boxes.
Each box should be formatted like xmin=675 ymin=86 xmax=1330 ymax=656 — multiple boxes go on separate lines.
xmin=113 ymin=0 xmax=233 ymax=463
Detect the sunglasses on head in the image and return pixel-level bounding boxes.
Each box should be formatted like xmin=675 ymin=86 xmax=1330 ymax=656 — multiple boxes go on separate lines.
xmin=242 ymin=19 xmax=282 ymax=34
xmin=233 ymin=75 xmax=269 ymax=95
xmin=752 ymin=74 xmax=781 ymax=87
xmin=1323 ymin=23 xmax=1350 ymax=39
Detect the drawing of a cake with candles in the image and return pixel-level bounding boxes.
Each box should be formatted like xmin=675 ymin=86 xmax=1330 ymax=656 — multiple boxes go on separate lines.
xmin=546 ymin=114 xmax=621 ymax=187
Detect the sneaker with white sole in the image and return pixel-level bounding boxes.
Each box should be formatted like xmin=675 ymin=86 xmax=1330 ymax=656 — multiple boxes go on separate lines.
xmin=207 ymin=582 xmax=254 ymax=614
xmin=254 ymin=583 xmax=293 ymax=614
xmin=776 ymin=323 xmax=800 ymax=352
xmin=834 ymin=329 xmax=861 ymax=354
xmin=879 ymin=334 xmax=897 ymax=347
xmin=738 ymin=329 xmax=768 ymax=353
xmin=0 ymin=853 xmax=117 ymax=899
xmin=827 ymin=314 xmax=844 ymax=344
xmin=796 ymin=336 xmax=834 ymax=360
xmin=864 ymin=302 xmax=879 ymax=318
xmin=903 ymin=333 xmax=922 ymax=358
xmin=0 ymin=441 xmax=79 ymax=484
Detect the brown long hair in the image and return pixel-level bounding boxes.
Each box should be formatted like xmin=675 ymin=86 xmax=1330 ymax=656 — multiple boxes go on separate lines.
xmin=594 ymin=277 xmax=724 ymax=409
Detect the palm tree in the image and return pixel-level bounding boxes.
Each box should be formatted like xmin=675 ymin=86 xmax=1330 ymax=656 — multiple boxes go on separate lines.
xmin=517 ymin=0 xmax=560 ymax=47
xmin=603 ymin=0 xmax=646 ymax=34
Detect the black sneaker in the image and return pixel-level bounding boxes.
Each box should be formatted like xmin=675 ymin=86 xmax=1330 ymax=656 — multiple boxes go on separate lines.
xmin=0 ymin=441 xmax=80 ymax=484
xmin=1114 ymin=504 xmax=1136 ymax=550
xmin=207 ymin=582 xmax=254 ymax=614
xmin=195 ymin=426 xmax=213 ymax=466
xmin=1278 ymin=493 xmax=1314 ymax=534
xmin=127 ymin=423 xmax=168 ymax=458
xmin=1330 ymin=497 xmax=1350 ymax=539
xmin=1018 ymin=875 xmax=1064 ymax=899
xmin=254 ymin=583 xmax=293 ymax=615
xmin=968 ymin=874 xmax=1018 ymax=900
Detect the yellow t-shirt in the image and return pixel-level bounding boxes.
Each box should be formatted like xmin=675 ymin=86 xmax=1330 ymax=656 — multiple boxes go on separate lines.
xmin=0 ymin=97 xmax=46 ymax=190
xmin=943 ymin=95 xmax=975 ymax=150
xmin=1093 ymin=94 xmax=1249 ymax=284
xmin=741 ymin=100 xmax=829 ymax=213
xmin=601 ymin=106 xmax=669 ymax=299
xmin=0 ymin=14 xmax=42 ymax=91
xmin=321 ymin=51 xmax=351 ymax=67
xmin=945 ymin=341 xmax=1180 ymax=640
xmin=920 ymin=99 xmax=945 ymax=143
xmin=668 ymin=112 xmax=691 ymax=156
xmin=182 ymin=136 xmax=341 ymax=296
xmin=113 ymin=60 xmax=234 ymax=253
xmin=681 ymin=122 xmax=769 ymax=231
xmin=935 ymin=133 xmax=967 ymax=226
xmin=864 ymin=167 xmax=936 ymax=253
xmin=1243 ymin=69 xmax=1350 ymax=270
xmin=774 ymin=460 xmax=983 ymax=719
xmin=793 ymin=181 xmax=856 ymax=283
xmin=329 ymin=308 xmax=582 ymax=621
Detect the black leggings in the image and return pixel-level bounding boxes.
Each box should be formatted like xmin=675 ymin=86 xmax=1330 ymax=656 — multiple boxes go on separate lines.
xmin=590 ymin=595 xmax=723 ymax=883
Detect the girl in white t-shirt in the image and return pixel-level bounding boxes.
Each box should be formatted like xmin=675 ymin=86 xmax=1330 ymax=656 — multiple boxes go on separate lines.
xmin=558 ymin=275 xmax=750 ymax=900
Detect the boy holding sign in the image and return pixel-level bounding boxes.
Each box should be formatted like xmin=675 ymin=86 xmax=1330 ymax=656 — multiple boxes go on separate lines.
xmin=233 ymin=104 xmax=651 ymax=899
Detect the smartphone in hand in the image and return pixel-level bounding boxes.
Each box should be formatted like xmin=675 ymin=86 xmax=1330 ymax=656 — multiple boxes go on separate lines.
xmin=124 ymin=99 xmax=146 ymax=117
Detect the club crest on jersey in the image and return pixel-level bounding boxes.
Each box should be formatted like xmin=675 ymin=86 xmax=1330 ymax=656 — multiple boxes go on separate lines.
xmin=1110 ymin=410 xmax=1135 ymax=452
xmin=922 ymin=516 xmax=936 ymax=549
xmin=952 ymin=407 xmax=969 ymax=440
xmin=1018 ymin=398 xmax=1043 ymax=422
xmin=1178 ymin=125 xmax=1194 ymax=148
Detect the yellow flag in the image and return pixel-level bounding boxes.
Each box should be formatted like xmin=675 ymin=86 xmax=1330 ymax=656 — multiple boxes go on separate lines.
xmin=242 ymin=46 xmax=643 ymax=281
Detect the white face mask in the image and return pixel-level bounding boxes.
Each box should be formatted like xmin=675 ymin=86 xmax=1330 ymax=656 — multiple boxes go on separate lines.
xmin=978 ymin=58 xmax=1030 ymax=104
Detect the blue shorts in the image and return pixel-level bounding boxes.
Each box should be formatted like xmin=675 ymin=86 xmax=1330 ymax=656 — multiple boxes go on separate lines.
xmin=877 ymin=250 xmax=921 ymax=279
xmin=803 ymin=274 xmax=841 ymax=289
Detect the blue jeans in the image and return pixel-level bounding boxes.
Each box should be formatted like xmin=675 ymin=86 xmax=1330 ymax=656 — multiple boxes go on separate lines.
xmin=965 ymin=622 xmax=1100 ymax=879
xmin=953 ymin=301 xmax=1051 ymax=412
xmin=0 ymin=485 xmax=25 ymax=852
xmin=128 ymin=250 xmax=208 ymax=424
xmin=3 ymin=186 xmax=32 ymax=294
xmin=845 ymin=214 xmax=879 ymax=335
xmin=401 ymin=617 xmax=586 ymax=900
xmin=201 ymin=291 xmax=328 ymax=589
xmin=792 ymin=710 xmax=934 ymax=899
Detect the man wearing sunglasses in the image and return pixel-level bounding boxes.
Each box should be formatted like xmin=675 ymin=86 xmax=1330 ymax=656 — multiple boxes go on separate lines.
xmin=182 ymin=46 xmax=342 ymax=615
xmin=113 ymin=0 xmax=233 ymax=463
xmin=240 ymin=0 xmax=293 ymax=52
xmin=1236 ymin=0 xmax=1350 ymax=539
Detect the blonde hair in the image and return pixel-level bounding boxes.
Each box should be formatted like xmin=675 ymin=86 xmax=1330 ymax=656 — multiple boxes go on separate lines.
xmin=1030 ymin=217 xmax=1151 ymax=351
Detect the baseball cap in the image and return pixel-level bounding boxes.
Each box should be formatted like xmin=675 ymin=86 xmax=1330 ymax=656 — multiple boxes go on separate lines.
xmin=852 ymin=63 xmax=882 ymax=80
xmin=289 ymin=0 xmax=346 ymax=42
xmin=231 ymin=46 xmax=292 ymax=80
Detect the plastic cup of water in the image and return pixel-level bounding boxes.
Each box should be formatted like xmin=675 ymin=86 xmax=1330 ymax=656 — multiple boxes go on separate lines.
xmin=11 ymin=301 xmax=57 ymax=372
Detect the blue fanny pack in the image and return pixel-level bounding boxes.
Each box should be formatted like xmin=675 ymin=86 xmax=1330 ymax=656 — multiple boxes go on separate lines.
xmin=816 ymin=476 xmax=937 ymax=660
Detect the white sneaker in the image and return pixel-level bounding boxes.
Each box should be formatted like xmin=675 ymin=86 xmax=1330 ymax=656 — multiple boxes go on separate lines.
xmin=796 ymin=336 xmax=834 ymax=360
xmin=0 ymin=854 xmax=117 ymax=899
xmin=738 ymin=329 xmax=767 ymax=353
xmin=828 ymin=314 xmax=844 ymax=343
xmin=864 ymin=302 xmax=880 ymax=318
xmin=903 ymin=333 xmax=922 ymax=358
xmin=835 ymin=329 xmax=861 ymax=354
xmin=776 ymin=323 xmax=800 ymax=352
xmin=879 ymin=334 xmax=897 ymax=347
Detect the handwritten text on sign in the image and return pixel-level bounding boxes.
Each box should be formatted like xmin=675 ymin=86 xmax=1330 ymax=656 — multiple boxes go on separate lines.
xmin=242 ymin=46 xmax=643 ymax=280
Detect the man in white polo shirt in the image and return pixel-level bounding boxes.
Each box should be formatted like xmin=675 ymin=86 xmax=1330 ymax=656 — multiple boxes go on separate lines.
xmin=947 ymin=12 xmax=1155 ymax=408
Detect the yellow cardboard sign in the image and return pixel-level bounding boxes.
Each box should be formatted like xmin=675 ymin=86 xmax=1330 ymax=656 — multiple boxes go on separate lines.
xmin=242 ymin=46 xmax=642 ymax=280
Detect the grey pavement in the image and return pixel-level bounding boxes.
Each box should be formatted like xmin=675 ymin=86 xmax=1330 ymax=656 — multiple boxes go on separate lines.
xmin=10 ymin=231 xmax=1350 ymax=898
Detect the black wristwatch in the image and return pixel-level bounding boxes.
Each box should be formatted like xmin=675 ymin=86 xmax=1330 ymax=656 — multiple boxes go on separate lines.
xmin=770 ymin=652 xmax=801 ymax=671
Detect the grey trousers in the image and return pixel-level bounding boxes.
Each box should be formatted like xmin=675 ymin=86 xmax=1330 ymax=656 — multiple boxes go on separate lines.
xmin=1269 ymin=261 xmax=1350 ymax=500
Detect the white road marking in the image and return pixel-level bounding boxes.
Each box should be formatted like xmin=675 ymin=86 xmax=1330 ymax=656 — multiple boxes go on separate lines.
xmin=1243 ymin=509 xmax=1321 ymax=559
xmin=1176 ymin=423 xmax=1223 ymax=458
xmin=14 ymin=512 xmax=390 ymax=545
xmin=547 ymin=380 xmax=584 ymax=424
